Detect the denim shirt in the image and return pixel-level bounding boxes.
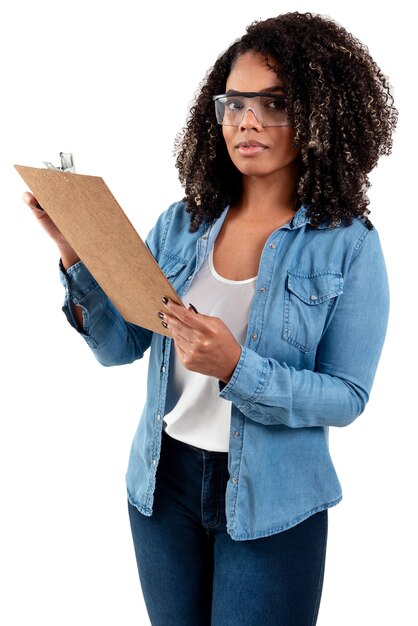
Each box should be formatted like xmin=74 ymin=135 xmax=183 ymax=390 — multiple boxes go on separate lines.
xmin=60 ymin=201 xmax=389 ymax=541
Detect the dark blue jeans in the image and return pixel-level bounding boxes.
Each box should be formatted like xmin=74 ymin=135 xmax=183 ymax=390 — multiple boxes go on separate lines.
xmin=128 ymin=429 xmax=328 ymax=626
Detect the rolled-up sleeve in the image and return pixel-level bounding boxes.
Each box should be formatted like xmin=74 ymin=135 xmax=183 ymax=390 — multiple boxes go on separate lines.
xmin=59 ymin=260 xmax=153 ymax=366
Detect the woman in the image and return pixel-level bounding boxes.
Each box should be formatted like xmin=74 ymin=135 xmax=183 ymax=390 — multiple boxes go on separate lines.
xmin=23 ymin=12 xmax=397 ymax=626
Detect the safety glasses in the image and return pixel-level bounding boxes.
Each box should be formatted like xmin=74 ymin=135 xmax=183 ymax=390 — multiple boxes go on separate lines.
xmin=213 ymin=91 xmax=290 ymax=127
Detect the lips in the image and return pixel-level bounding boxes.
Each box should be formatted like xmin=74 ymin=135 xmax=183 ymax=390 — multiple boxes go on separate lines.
xmin=236 ymin=140 xmax=268 ymax=148
xmin=236 ymin=140 xmax=269 ymax=156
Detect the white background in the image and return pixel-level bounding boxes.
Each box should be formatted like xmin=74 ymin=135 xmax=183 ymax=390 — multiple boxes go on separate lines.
xmin=0 ymin=1 xmax=415 ymax=624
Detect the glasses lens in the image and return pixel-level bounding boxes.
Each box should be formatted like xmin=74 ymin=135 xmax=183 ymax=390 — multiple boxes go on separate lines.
xmin=214 ymin=94 xmax=289 ymax=127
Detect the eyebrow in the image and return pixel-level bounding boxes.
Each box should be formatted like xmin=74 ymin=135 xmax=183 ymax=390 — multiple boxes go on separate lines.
xmin=262 ymin=85 xmax=286 ymax=93
xmin=225 ymin=86 xmax=287 ymax=95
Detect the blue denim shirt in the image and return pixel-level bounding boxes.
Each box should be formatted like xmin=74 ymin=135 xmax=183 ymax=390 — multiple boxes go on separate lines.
xmin=60 ymin=201 xmax=389 ymax=540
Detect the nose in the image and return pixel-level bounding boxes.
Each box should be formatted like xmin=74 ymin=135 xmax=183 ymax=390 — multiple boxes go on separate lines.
xmin=239 ymin=107 xmax=262 ymax=130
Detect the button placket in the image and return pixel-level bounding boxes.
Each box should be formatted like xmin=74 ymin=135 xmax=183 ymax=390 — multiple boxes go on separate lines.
xmin=246 ymin=233 xmax=282 ymax=352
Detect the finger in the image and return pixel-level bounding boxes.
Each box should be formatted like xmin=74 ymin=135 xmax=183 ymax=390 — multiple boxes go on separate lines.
xmin=172 ymin=338 xmax=187 ymax=360
xmin=158 ymin=311 xmax=178 ymax=337
xmin=162 ymin=298 xmax=206 ymax=329
xmin=160 ymin=312 xmax=197 ymax=342
xmin=171 ymin=329 xmax=201 ymax=363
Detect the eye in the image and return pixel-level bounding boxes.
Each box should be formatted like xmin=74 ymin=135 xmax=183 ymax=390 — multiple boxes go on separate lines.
xmin=265 ymin=98 xmax=286 ymax=111
xmin=225 ymin=98 xmax=245 ymax=112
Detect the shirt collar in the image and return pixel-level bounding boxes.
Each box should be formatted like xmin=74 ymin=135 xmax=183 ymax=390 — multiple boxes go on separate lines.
xmin=288 ymin=204 xmax=310 ymax=229
xmin=206 ymin=203 xmax=342 ymax=236
xmin=289 ymin=204 xmax=343 ymax=230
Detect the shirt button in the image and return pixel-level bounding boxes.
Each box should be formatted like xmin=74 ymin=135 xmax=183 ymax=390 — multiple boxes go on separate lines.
xmin=153 ymin=459 xmax=157 ymax=466
xmin=233 ymin=431 xmax=240 ymax=438
xmin=187 ymin=275 xmax=193 ymax=280
xmin=259 ymin=287 xmax=266 ymax=293
xmin=156 ymin=414 xmax=161 ymax=421
xmin=161 ymin=366 xmax=166 ymax=373
xmin=231 ymin=477 xmax=238 ymax=484
xmin=310 ymin=294 xmax=318 ymax=301
xmin=251 ymin=333 xmax=258 ymax=340
xmin=269 ymin=242 xmax=277 ymax=249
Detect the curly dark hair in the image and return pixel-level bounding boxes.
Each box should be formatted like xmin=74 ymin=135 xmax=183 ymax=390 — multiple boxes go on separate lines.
xmin=174 ymin=11 xmax=397 ymax=232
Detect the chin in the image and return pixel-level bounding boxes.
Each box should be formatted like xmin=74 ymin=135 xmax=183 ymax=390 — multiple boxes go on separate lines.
xmin=233 ymin=161 xmax=278 ymax=177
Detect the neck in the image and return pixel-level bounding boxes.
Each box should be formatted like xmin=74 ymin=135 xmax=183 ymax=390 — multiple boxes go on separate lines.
xmin=236 ymin=162 xmax=298 ymax=222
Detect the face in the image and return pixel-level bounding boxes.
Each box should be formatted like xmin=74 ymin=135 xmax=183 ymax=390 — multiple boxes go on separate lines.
xmin=222 ymin=52 xmax=299 ymax=180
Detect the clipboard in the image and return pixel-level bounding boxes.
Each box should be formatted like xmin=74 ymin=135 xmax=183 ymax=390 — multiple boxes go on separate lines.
xmin=15 ymin=165 xmax=185 ymax=336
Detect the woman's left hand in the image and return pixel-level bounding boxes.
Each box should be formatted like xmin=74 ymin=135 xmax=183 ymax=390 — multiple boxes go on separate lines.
xmin=160 ymin=299 xmax=241 ymax=383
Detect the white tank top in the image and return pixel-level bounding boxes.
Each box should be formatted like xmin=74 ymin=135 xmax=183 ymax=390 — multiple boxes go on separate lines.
xmin=163 ymin=246 xmax=257 ymax=451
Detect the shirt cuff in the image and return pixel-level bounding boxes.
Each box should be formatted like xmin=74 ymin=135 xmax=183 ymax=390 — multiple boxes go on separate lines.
xmin=59 ymin=259 xmax=100 ymax=305
xmin=218 ymin=345 xmax=269 ymax=410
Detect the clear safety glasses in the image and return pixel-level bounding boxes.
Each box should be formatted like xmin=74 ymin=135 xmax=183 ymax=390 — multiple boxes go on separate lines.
xmin=213 ymin=91 xmax=290 ymax=128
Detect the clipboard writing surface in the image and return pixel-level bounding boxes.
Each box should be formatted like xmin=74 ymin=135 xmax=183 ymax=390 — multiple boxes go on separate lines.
xmin=14 ymin=165 xmax=184 ymax=336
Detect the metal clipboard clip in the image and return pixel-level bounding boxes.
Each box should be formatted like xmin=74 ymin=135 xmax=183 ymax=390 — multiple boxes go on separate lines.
xmin=42 ymin=152 xmax=75 ymax=173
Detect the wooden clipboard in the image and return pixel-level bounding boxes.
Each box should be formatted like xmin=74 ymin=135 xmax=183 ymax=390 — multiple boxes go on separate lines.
xmin=15 ymin=165 xmax=184 ymax=336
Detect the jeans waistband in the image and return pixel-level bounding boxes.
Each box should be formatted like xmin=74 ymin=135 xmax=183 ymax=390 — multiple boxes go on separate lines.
xmin=162 ymin=428 xmax=228 ymax=460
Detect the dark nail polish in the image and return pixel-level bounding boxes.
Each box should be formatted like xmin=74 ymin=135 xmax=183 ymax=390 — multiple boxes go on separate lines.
xmin=162 ymin=297 xmax=169 ymax=305
xmin=157 ymin=312 xmax=164 ymax=319
xmin=161 ymin=321 xmax=168 ymax=329
xmin=188 ymin=303 xmax=198 ymax=314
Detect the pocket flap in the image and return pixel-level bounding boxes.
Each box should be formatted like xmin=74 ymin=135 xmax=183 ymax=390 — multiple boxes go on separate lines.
xmin=287 ymin=270 xmax=343 ymax=305
xmin=160 ymin=254 xmax=188 ymax=280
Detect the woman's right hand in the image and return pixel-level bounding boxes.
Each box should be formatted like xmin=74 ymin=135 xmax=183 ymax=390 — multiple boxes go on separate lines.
xmin=22 ymin=191 xmax=80 ymax=269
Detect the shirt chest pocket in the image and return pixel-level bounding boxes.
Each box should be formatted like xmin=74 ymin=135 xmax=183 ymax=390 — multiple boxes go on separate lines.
xmin=282 ymin=270 xmax=343 ymax=353
xmin=159 ymin=254 xmax=188 ymax=289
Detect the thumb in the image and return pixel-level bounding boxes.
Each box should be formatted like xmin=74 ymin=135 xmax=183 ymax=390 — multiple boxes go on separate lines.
xmin=23 ymin=191 xmax=44 ymax=213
